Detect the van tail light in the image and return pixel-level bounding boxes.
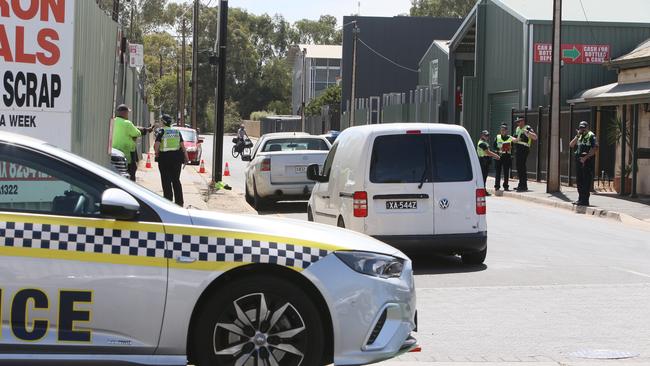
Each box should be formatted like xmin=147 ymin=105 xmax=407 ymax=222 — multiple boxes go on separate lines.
xmin=260 ymin=158 xmax=271 ymax=172
xmin=353 ymin=191 xmax=368 ymax=218
xmin=476 ymin=189 xmax=487 ymax=215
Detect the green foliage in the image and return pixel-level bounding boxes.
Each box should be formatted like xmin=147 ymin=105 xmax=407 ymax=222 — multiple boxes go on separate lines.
xmin=606 ymin=116 xmax=633 ymax=177
xmin=293 ymin=16 xmax=342 ymax=44
xmin=206 ymin=100 xmax=242 ymax=133
xmin=266 ymin=100 xmax=291 ymax=115
xmin=410 ymin=0 xmax=475 ymax=18
xmin=305 ymin=84 xmax=341 ymax=116
xmin=250 ymin=111 xmax=272 ymax=121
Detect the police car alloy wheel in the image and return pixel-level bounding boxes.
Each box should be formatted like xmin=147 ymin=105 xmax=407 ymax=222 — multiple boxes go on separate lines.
xmin=191 ymin=275 xmax=325 ymax=366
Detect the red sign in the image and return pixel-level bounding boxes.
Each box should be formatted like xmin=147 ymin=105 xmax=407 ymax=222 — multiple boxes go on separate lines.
xmin=533 ymin=43 xmax=610 ymax=64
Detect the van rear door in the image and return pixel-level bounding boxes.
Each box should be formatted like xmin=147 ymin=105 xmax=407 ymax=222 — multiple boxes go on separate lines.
xmin=365 ymin=133 xmax=435 ymax=236
xmin=430 ymin=133 xmax=479 ymax=235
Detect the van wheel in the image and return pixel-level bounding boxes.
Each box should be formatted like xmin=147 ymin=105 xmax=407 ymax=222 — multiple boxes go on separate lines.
xmin=307 ymin=207 xmax=314 ymax=222
xmin=190 ymin=275 xmax=325 ymax=366
xmin=461 ymin=248 xmax=487 ymax=265
xmin=337 ymin=217 xmax=345 ymax=228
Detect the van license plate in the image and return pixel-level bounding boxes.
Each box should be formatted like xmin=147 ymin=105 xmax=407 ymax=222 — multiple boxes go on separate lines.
xmin=386 ymin=201 xmax=417 ymax=210
xmin=295 ymin=166 xmax=307 ymax=173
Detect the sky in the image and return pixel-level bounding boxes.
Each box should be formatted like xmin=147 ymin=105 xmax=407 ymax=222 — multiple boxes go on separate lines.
xmin=172 ymin=0 xmax=412 ymax=25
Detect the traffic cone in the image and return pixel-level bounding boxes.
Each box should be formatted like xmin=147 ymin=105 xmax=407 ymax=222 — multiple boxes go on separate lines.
xmin=224 ymin=162 xmax=231 ymax=177
xmin=199 ymin=159 xmax=206 ymax=174
xmin=145 ymin=153 xmax=152 ymax=169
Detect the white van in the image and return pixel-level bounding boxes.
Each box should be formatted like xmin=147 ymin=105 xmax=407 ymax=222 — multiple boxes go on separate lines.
xmin=306 ymin=123 xmax=488 ymax=264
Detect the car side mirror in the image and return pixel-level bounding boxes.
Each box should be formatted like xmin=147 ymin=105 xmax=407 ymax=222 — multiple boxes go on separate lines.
xmin=241 ymin=154 xmax=252 ymax=162
xmin=100 ymin=188 xmax=140 ymax=220
xmin=307 ymin=164 xmax=327 ymax=182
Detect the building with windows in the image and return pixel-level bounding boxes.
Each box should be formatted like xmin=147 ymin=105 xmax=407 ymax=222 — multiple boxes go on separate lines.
xmin=288 ymin=44 xmax=342 ymax=115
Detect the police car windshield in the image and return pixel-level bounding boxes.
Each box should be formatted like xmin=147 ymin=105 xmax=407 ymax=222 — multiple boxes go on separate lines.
xmin=179 ymin=130 xmax=197 ymax=142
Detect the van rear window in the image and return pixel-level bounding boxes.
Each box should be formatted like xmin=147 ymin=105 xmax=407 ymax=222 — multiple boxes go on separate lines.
xmin=370 ymin=135 xmax=429 ymax=183
xmin=369 ymin=133 xmax=472 ymax=184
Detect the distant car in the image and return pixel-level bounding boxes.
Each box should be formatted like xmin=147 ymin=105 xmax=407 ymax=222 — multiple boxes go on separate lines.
xmin=243 ymin=132 xmax=331 ymax=209
xmin=307 ymin=123 xmax=488 ymax=265
xmin=320 ymin=130 xmax=341 ymax=144
xmin=109 ymin=148 xmax=130 ymax=178
xmin=176 ymin=127 xmax=203 ymax=165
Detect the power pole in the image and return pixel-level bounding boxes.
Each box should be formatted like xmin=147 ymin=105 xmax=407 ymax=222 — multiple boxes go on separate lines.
xmin=212 ymin=0 xmax=229 ymax=183
xmin=181 ymin=17 xmax=187 ymax=126
xmin=547 ymin=0 xmax=562 ymax=192
xmin=176 ymin=53 xmax=181 ymax=120
xmin=301 ymin=48 xmax=307 ymax=132
xmin=350 ymin=22 xmax=359 ymax=126
xmin=191 ymin=0 xmax=199 ymax=131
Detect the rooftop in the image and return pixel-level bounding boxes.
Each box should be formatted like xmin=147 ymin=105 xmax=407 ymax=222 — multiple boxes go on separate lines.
xmin=493 ymin=0 xmax=650 ymax=24
xmin=608 ymin=38 xmax=650 ymax=68
xmin=287 ymin=44 xmax=342 ymax=65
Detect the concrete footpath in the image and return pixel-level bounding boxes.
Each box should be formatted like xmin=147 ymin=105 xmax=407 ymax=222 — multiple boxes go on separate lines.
xmin=486 ymin=177 xmax=650 ymax=228
xmin=134 ymin=153 xmax=255 ymax=214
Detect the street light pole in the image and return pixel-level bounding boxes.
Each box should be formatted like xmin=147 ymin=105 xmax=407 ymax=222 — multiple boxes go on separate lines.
xmin=350 ymin=22 xmax=359 ymax=126
xmin=191 ymin=0 xmax=199 ymax=131
xmin=547 ymin=0 xmax=562 ymax=192
xmin=181 ymin=16 xmax=187 ymax=126
xmin=301 ymin=48 xmax=307 ymax=132
xmin=212 ymin=0 xmax=229 ymax=183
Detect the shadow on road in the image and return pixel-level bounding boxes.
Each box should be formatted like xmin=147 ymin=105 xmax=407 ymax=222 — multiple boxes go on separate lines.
xmin=254 ymin=201 xmax=308 ymax=215
xmin=403 ymin=251 xmax=488 ymax=275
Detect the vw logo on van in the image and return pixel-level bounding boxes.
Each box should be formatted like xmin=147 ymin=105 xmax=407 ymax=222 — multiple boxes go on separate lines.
xmin=439 ymin=199 xmax=450 ymax=209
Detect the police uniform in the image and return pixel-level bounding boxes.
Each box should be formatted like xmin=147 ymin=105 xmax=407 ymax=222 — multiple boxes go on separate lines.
xmin=575 ymin=129 xmax=597 ymax=206
xmin=514 ymin=122 xmax=534 ymax=191
xmin=156 ymin=125 xmax=185 ymax=206
xmin=493 ymin=132 xmax=513 ymax=191
xmin=477 ymin=136 xmax=491 ymax=186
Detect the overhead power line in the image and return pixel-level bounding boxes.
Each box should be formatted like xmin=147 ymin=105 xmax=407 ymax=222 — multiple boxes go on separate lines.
xmin=357 ymin=38 xmax=419 ymax=73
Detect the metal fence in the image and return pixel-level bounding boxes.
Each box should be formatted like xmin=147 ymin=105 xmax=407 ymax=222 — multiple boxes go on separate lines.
xmin=510 ymin=106 xmax=616 ymax=187
xmin=71 ymin=2 xmax=150 ymax=166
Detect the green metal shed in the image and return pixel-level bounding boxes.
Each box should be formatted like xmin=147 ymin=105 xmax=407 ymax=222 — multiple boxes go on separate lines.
xmin=418 ymin=40 xmax=450 ymax=122
xmin=449 ymin=0 xmax=650 ymax=139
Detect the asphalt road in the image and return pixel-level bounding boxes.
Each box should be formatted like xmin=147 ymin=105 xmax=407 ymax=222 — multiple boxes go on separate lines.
xmin=201 ymin=133 xmax=650 ymax=364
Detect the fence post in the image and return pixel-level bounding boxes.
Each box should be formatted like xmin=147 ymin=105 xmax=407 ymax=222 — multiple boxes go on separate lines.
xmin=536 ymin=106 xmax=542 ymax=182
xmin=620 ymin=105 xmax=627 ymax=195
xmin=546 ymin=105 xmax=551 ymax=182
xmin=568 ymin=104 xmax=574 ymax=186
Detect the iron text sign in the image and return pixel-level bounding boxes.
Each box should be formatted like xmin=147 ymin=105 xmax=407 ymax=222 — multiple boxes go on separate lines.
xmin=534 ymin=43 xmax=610 ymax=64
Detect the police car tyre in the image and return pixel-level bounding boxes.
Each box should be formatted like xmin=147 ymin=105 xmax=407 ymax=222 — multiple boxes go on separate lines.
xmin=191 ymin=275 xmax=325 ymax=366
xmin=461 ymin=247 xmax=487 ymax=265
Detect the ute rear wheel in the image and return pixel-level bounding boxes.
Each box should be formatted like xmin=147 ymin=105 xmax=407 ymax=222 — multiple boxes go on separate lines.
xmin=191 ymin=275 xmax=325 ymax=366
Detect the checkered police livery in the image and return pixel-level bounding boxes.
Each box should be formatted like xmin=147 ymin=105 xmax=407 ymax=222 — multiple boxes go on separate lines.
xmin=0 ymin=220 xmax=331 ymax=270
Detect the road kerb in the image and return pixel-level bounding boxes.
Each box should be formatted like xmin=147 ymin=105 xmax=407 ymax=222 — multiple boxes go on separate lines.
xmin=488 ymin=188 xmax=648 ymax=228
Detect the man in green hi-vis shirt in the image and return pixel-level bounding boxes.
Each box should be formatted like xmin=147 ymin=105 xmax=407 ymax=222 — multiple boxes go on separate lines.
xmin=112 ymin=104 xmax=141 ymax=181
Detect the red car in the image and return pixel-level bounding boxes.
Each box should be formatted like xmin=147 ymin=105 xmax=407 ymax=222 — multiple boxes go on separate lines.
xmin=177 ymin=127 xmax=203 ymax=165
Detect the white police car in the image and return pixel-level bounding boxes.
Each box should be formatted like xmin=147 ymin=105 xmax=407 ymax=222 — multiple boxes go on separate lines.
xmin=0 ymin=132 xmax=416 ymax=366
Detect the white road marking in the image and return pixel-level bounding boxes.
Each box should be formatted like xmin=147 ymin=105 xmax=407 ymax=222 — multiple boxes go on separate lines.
xmin=611 ymin=267 xmax=650 ymax=279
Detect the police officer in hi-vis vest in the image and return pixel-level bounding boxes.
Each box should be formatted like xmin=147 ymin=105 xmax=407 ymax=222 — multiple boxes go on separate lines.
xmin=154 ymin=114 xmax=189 ymax=206
xmin=512 ymin=117 xmax=538 ymax=192
xmin=493 ymin=123 xmax=513 ymax=191
xmin=477 ymin=130 xmax=500 ymax=194
xmin=569 ymin=121 xmax=599 ymax=206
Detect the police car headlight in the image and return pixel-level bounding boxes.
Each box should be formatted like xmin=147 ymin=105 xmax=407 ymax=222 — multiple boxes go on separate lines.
xmin=335 ymin=251 xmax=404 ymax=279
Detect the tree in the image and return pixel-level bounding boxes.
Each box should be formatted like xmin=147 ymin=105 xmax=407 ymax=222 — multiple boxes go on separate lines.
xmin=292 ymin=15 xmax=342 ymax=44
xmin=305 ymin=84 xmax=341 ymax=116
xmin=410 ymin=0 xmax=475 ymax=18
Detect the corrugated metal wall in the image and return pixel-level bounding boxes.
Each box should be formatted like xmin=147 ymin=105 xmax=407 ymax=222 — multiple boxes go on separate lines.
xmin=71 ymin=1 xmax=119 ymax=166
xmin=418 ymin=44 xmax=450 ymax=104
xmin=531 ymin=23 xmax=650 ymax=108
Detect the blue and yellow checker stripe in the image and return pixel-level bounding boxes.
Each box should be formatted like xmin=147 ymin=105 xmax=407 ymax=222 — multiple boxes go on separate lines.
xmin=0 ymin=212 xmax=343 ymax=271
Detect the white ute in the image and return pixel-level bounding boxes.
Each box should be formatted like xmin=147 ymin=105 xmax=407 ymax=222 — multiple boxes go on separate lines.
xmin=307 ymin=123 xmax=488 ymax=265
xmin=244 ymin=132 xmax=331 ymax=210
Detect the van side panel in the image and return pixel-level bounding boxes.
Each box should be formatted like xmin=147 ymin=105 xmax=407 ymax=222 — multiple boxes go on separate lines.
xmin=331 ymin=128 xmax=367 ymax=231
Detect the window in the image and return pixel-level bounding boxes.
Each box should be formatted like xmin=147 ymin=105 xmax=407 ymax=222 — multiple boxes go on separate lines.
xmin=314 ymin=69 xmax=328 ymax=83
xmin=370 ymin=135 xmax=430 ymax=184
xmin=430 ymin=134 xmax=473 ymax=182
xmin=369 ymin=134 xmax=473 ymax=184
xmin=261 ymin=138 xmax=330 ymax=152
xmin=312 ymin=58 xmax=328 ymax=67
xmin=0 ymin=144 xmax=109 ymax=217
xmin=321 ymin=143 xmax=338 ymax=180
xmin=179 ymin=129 xmax=197 ymax=142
